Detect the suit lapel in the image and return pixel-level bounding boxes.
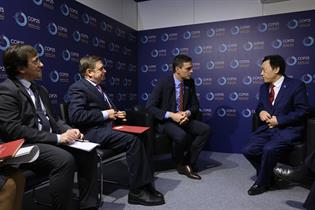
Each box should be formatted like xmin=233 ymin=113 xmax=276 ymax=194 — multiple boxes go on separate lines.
xmin=273 ymin=78 xmax=289 ymax=108
xmin=13 ymin=80 xmax=36 ymax=112
xmin=167 ymin=76 xmax=177 ymax=112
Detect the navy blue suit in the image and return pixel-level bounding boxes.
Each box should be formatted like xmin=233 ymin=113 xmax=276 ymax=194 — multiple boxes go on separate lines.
xmin=146 ymin=75 xmax=210 ymax=165
xmin=68 ymin=78 xmax=153 ymax=189
xmin=243 ymin=77 xmax=309 ymax=186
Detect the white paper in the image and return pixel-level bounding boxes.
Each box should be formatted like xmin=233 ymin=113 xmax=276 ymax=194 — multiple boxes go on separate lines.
xmin=66 ymin=141 xmax=99 ymax=152
xmin=5 ymin=145 xmax=39 ymax=164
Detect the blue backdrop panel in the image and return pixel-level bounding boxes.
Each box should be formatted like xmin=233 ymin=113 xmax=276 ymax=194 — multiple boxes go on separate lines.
xmin=138 ymin=10 xmax=315 ymax=153
xmin=0 ymin=0 xmax=138 ymax=111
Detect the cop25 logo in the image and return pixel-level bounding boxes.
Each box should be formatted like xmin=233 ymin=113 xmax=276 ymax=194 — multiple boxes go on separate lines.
xmin=286 ymin=56 xmax=297 ymax=66
xmin=229 ymin=92 xmax=238 ymax=101
xmin=194 ymin=77 xmax=203 ymax=86
xmin=14 ymin=11 xmax=27 ymax=27
xmin=272 ymin=39 xmax=282 ymax=49
xmin=34 ymin=43 xmax=44 ymax=57
xmin=287 ymin=19 xmax=298 ymax=29
xmin=62 ymin=49 xmax=71 ymax=61
xmin=47 ymin=22 xmax=58 ymax=35
xmin=72 ymin=31 xmax=81 ymax=42
xmin=241 ymin=109 xmax=252 ymax=118
xmin=257 ymin=23 xmax=268 ymax=32
xmin=205 ymin=92 xmax=214 ymax=101
xmin=230 ymin=26 xmax=240 ymax=35
xmin=303 ymin=36 xmax=314 ymax=47
xmin=0 ymin=35 xmax=10 ymax=51
xmin=141 ymin=93 xmax=149 ymax=101
xmin=242 ymin=76 xmax=253 ymax=85
xmin=301 ymin=74 xmax=313 ymax=84
xmin=60 ymin=4 xmax=69 ymax=16
xmin=33 ymin=0 xmax=42 ymax=6
xmin=216 ymin=108 xmax=226 ymax=117
xmin=206 ymin=28 xmax=215 ymax=38
xmin=217 ymin=77 xmax=227 ymax=86
xmin=49 ymin=70 xmax=60 ymax=83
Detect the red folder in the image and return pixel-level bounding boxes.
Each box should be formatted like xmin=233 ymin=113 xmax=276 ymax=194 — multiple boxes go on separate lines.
xmin=112 ymin=125 xmax=150 ymax=134
xmin=0 ymin=139 xmax=25 ymax=160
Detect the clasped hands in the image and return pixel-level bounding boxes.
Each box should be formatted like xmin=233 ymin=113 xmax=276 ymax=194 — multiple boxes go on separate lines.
xmin=106 ymin=109 xmax=127 ymax=121
xmin=170 ymin=111 xmax=189 ymax=125
xmin=259 ymin=110 xmax=278 ymax=128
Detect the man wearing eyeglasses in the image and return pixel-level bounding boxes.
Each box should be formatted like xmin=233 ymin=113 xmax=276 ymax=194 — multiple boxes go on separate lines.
xmin=0 ymin=44 xmax=99 ymax=210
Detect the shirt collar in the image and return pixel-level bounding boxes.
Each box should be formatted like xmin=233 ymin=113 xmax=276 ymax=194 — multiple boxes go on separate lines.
xmin=173 ymin=74 xmax=182 ymax=87
xmin=18 ymin=78 xmax=32 ymax=89
xmin=273 ymin=75 xmax=284 ymax=88
xmin=85 ymin=78 xmax=97 ymax=87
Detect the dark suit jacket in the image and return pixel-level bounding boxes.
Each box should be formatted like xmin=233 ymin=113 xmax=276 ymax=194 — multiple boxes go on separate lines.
xmin=67 ymin=79 xmax=116 ymax=135
xmin=254 ymin=76 xmax=309 ymax=142
xmin=146 ymin=75 xmax=200 ymax=122
xmin=0 ymin=78 xmax=70 ymax=143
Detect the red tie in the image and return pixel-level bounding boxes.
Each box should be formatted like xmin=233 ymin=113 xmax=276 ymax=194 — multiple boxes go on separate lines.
xmin=268 ymin=84 xmax=275 ymax=105
xmin=179 ymin=82 xmax=184 ymax=111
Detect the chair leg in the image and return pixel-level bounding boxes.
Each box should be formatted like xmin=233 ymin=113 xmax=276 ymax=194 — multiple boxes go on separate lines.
xmin=97 ymin=153 xmax=104 ymax=208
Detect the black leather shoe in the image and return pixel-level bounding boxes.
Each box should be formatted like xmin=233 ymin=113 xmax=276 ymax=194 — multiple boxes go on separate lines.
xmin=248 ymin=184 xmax=268 ymax=195
xmin=177 ymin=164 xmax=201 ymax=180
xmin=274 ymin=166 xmax=313 ymax=187
xmin=128 ymin=189 xmax=165 ymax=206
xmin=146 ymin=184 xmax=164 ymax=198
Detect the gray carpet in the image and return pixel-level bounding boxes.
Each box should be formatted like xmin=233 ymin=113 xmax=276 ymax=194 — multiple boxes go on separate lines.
xmin=22 ymin=151 xmax=309 ymax=210
xmin=99 ymin=152 xmax=309 ymax=210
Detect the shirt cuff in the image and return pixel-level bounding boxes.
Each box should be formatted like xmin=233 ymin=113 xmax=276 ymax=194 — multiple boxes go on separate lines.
xmin=164 ymin=111 xmax=170 ymax=119
xmin=57 ymin=134 xmax=61 ymax=144
xmin=185 ymin=110 xmax=191 ymax=117
xmin=101 ymin=110 xmax=109 ymax=120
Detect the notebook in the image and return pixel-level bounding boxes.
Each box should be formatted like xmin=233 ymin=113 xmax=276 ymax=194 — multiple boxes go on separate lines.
xmin=0 ymin=139 xmax=25 ymax=160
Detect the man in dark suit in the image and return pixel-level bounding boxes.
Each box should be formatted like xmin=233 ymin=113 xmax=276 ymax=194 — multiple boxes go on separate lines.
xmin=0 ymin=44 xmax=98 ymax=210
xmin=67 ymin=55 xmax=164 ymax=206
xmin=145 ymin=54 xmax=211 ymax=180
xmin=243 ymin=55 xmax=309 ymax=196
xmin=274 ymin=151 xmax=315 ymax=210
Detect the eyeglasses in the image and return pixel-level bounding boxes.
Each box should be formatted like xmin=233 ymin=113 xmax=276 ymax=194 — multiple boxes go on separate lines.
xmin=31 ymin=57 xmax=42 ymax=65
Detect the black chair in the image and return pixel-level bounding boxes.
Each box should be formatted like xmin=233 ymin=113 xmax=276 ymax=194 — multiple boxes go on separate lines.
xmin=60 ymin=103 xmax=126 ymax=205
xmin=252 ymin=108 xmax=315 ymax=166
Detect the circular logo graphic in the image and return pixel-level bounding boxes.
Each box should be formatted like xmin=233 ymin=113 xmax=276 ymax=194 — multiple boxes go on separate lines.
xmin=141 ymin=65 xmax=148 ymax=73
xmin=286 ymin=56 xmax=297 ymax=66
xmin=242 ymin=76 xmax=253 ymax=85
xmin=301 ymin=74 xmax=313 ymax=84
xmin=194 ymin=77 xmax=203 ymax=87
xmin=33 ymin=0 xmax=42 ymax=6
xmin=229 ymin=92 xmax=238 ymax=101
xmin=272 ymin=39 xmax=282 ymax=49
xmin=217 ymin=108 xmax=226 ymax=117
xmin=60 ymin=4 xmax=69 ymax=16
xmin=140 ymin=35 xmax=148 ymax=44
xmin=150 ymin=49 xmax=159 ymax=58
xmin=72 ymin=31 xmax=80 ymax=42
xmin=194 ymin=46 xmax=203 ymax=55
xmin=49 ymin=70 xmax=59 ymax=83
xmin=183 ymin=31 xmax=191 ymax=40
xmin=206 ymin=61 xmax=215 ymax=70
xmin=303 ymin=36 xmax=314 ymax=47
xmin=205 ymin=92 xmax=215 ymax=101
xmin=230 ymin=26 xmax=240 ymax=35
xmin=218 ymin=44 xmax=227 ymax=53
xmin=243 ymin=41 xmax=253 ymax=51
xmin=0 ymin=35 xmax=10 ymax=51
xmin=92 ymin=37 xmax=99 ymax=47
xmin=161 ymin=33 xmax=169 ymax=42
xmin=151 ymin=78 xmax=158 ymax=87
xmin=108 ymin=42 xmax=115 ymax=52
xmin=141 ymin=93 xmax=149 ymax=101
xmin=14 ymin=11 xmax=27 ymax=27
xmin=34 ymin=43 xmax=44 ymax=57
xmin=171 ymin=48 xmax=180 ymax=56
xmin=48 ymin=22 xmax=58 ymax=35
xmin=257 ymin=22 xmax=268 ymax=32
xmin=81 ymin=13 xmax=90 ymax=24
xmin=256 ymin=58 xmax=263 ymax=67
xmin=62 ymin=49 xmax=71 ymax=61
xmin=206 ymin=28 xmax=215 ymax=38
xmin=230 ymin=59 xmax=239 ymax=69
xmin=74 ymin=73 xmax=81 ymax=82
xmin=217 ymin=77 xmax=227 ymax=86
xmin=241 ymin=109 xmax=252 ymax=118
xmin=287 ymin=19 xmax=298 ymax=29
xmin=100 ymin=21 xmax=107 ymax=31
xmin=161 ymin=64 xmax=169 ymax=72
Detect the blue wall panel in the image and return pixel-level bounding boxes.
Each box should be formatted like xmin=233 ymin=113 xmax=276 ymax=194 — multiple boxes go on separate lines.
xmin=138 ymin=10 xmax=315 ymax=153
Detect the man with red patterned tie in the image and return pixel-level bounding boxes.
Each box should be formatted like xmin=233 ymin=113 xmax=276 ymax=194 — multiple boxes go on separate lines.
xmin=67 ymin=55 xmax=164 ymax=206
xmin=146 ymin=54 xmax=211 ymax=180
xmin=243 ymin=55 xmax=309 ymax=196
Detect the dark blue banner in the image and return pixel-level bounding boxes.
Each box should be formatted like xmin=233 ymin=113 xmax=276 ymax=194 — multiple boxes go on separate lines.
xmin=0 ymin=0 xmax=138 ymax=111
xmin=138 ymin=10 xmax=315 ymax=153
